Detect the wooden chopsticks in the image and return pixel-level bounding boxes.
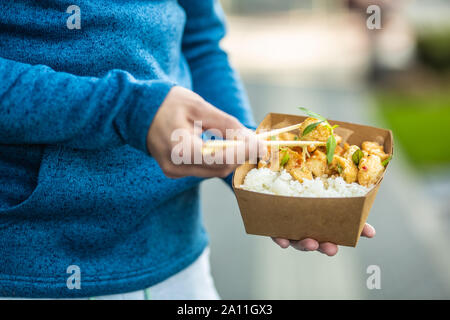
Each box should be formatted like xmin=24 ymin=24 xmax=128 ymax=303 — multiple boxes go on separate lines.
xmin=202 ymin=140 xmax=325 ymax=149
xmin=201 ymin=123 xmax=325 ymax=155
xmin=255 ymin=123 xmax=303 ymax=139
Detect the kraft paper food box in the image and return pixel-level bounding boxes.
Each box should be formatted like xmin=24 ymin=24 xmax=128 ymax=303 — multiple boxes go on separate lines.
xmin=232 ymin=113 xmax=394 ymax=247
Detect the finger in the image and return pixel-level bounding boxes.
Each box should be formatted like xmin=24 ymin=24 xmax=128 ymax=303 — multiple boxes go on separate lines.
xmin=195 ymin=103 xmax=264 ymax=165
xmin=175 ymin=133 xmax=235 ymax=169
xmin=167 ymin=134 xmax=240 ymax=178
xmin=361 ymin=223 xmax=376 ymax=238
xmin=318 ymin=242 xmax=339 ymax=256
xmin=166 ymin=162 xmax=238 ymax=179
xmin=240 ymin=130 xmax=268 ymax=164
xmin=197 ymin=100 xmax=244 ymax=135
xmin=186 ymin=163 xmax=237 ymax=178
xmin=202 ymin=131 xmax=265 ymax=166
xmin=290 ymin=238 xmax=319 ymax=251
xmin=272 ymin=237 xmax=290 ymax=249
xmin=220 ymin=129 xmax=261 ymax=165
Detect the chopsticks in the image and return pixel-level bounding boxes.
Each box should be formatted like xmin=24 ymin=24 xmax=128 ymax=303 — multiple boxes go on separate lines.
xmin=203 ymin=140 xmax=325 ymax=149
xmin=201 ymin=123 xmax=325 ymax=155
xmin=255 ymin=123 xmax=303 ymax=139
xmin=202 ymin=140 xmax=325 ymax=155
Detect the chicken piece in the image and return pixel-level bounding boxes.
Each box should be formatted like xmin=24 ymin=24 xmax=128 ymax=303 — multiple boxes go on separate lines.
xmin=317 ymin=146 xmax=327 ymax=154
xmin=344 ymin=142 xmax=350 ymax=151
xmin=361 ymin=141 xmax=389 ymax=161
xmin=281 ymin=148 xmax=303 ymax=171
xmin=289 ymin=146 xmax=300 ymax=154
xmin=292 ymin=144 xmax=316 ymax=154
xmin=335 ymin=134 xmax=343 ymax=145
xmin=358 ymin=155 xmax=385 ymax=186
xmin=257 ymin=145 xmax=272 ymax=169
xmin=334 ymin=145 xmax=344 ymax=156
xmin=343 ymin=145 xmax=361 ymax=162
xmin=290 ymin=166 xmax=313 ymax=183
xmin=269 ymin=147 xmax=280 ymax=171
xmin=330 ymin=155 xmax=358 ymax=183
xmin=307 ymin=144 xmax=317 ymax=153
xmin=258 ymin=160 xmax=268 ymax=169
xmin=305 ymin=150 xmax=327 ymax=177
xmin=279 ymin=132 xmax=298 ymax=141
xmin=263 ymin=147 xmax=302 ymax=172
xmin=299 ymin=117 xmax=331 ymax=142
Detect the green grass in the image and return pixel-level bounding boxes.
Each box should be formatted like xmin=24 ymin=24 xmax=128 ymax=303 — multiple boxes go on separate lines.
xmin=376 ymin=91 xmax=450 ymax=167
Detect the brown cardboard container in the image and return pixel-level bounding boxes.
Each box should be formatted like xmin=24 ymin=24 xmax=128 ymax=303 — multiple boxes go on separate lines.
xmin=232 ymin=113 xmax=394 ymax=247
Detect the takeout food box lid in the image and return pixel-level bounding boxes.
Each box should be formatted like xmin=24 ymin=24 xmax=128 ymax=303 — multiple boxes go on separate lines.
xmin=232 ymin=113 xmax=393 ymax=247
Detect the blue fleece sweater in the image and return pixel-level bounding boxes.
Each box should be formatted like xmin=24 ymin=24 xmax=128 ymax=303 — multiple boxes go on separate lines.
xmin=0 ymin=0 xmax=254 ymax=298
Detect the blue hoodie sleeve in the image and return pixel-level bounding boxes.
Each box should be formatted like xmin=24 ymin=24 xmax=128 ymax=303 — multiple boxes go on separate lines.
xmin=179 ymin=0 xmax=256 ymax=188
xmin=0 ymin=57 xmax=174 ymax=153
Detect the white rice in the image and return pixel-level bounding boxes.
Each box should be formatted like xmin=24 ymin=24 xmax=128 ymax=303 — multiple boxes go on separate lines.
xmin=241 ymin=168 xmax=372 ymax=198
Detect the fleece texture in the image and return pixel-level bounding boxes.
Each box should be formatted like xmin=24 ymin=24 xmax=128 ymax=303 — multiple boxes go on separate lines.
xmin=0 ymin=0 xmax=254 ymax=298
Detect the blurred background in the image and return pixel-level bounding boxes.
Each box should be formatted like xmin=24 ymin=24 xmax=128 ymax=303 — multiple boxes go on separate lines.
xmin=201 ymin=0 xmax=450 ymax=299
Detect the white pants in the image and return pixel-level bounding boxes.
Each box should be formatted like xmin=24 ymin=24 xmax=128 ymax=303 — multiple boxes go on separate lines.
xmin=92 ymin=247 xmax=220 ymax=300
